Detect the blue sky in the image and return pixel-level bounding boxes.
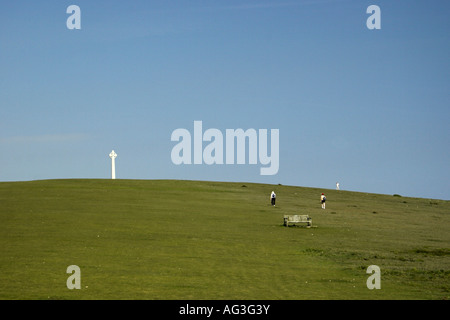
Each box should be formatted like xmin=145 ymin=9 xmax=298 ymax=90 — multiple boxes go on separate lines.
xmin=0 ymin=0 xmax=449 ymax=200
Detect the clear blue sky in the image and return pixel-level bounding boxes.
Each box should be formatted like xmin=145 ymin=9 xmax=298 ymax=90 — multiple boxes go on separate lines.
xmin=1 ymin=0 xmax=449 ymax=200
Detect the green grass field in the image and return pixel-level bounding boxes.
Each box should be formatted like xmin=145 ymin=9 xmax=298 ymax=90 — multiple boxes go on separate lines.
xmin=0 ymin=179 xmax=449 ymax=300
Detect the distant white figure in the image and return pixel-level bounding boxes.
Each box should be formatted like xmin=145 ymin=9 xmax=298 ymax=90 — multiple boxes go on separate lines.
xmin=109 ymin=150 xmax=117 ymax=179
xmin=336 ymin=182 xmax=340 ymax=190
xmin=321 ymin=193 xmax=326 ymax=209
xmin=270 ymin=191 xmax=276 ymax=206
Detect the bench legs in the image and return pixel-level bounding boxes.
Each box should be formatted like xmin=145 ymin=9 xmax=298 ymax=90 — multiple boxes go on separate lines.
xmin=283 ymin=220 xmax=312 ymax=228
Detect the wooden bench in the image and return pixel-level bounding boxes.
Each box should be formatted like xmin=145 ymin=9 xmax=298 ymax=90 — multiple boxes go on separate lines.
xmin=283 ymin=215 xmax=312 ymax=228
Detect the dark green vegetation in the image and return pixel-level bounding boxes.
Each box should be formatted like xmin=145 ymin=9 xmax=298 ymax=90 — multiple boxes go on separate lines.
xmin=0 ymin=179 xmax=448 ymax=299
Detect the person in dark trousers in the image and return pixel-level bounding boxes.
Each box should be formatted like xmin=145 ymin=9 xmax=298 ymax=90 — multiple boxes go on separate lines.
xmin=270 ymin=191 xmax=276 ymax=206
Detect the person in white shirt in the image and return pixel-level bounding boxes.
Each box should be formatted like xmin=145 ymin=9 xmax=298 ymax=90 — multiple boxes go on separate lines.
xmin=270 ymin=191 xmax=276 ymax=206
xmin=320 ymin=193 xmax=326 ymax=209
xmin=336 ymin=182 xmax=340 ymax=190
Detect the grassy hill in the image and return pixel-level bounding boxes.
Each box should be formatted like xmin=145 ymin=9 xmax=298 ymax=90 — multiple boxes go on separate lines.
xmin=0 ymin=179 xmax=448 ymax=300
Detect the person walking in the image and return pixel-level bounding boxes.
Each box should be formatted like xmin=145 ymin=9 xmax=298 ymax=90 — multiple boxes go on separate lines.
xmin=270 ymin=191 xmax=276 ymax=206
xmin=320 ymin=193 xmax=326 ymax=209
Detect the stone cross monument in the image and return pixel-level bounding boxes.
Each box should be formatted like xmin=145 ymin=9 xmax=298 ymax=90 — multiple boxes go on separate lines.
xmin=109 ymin=150 xmax=117 ymax=179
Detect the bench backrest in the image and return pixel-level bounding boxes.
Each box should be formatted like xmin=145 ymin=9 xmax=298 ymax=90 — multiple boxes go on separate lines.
xmin=284 ymin=215 xmax=310 ymax=222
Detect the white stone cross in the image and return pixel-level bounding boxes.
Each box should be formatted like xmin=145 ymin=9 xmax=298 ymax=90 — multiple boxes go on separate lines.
xmin=109 ymin=150 xmax=117 ymax=179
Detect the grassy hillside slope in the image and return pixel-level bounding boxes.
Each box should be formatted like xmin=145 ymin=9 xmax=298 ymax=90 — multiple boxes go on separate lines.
xmin=0 ymin=179 xmax=448 ymax=299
